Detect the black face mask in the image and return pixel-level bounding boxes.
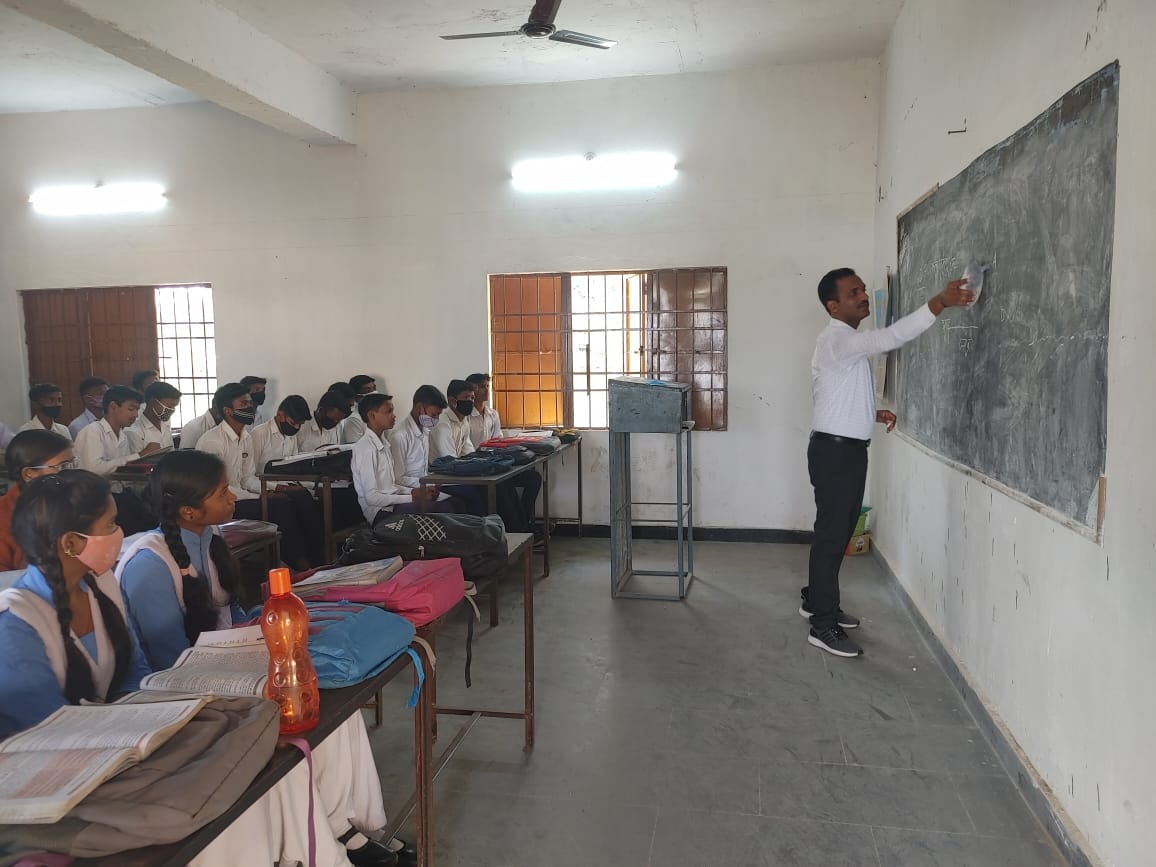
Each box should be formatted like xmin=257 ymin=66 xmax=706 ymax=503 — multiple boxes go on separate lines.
xmin=455 ymin=399 xmax=475 ymax=416
xmin=41 ymin=405 xmax=63 ymax=420
xmin=278 ymin=420 xmax=300 ymax=437
xmin=317 ymin=412 xmax=340 ymax=431
xmin=231 ymin=407 xmax=257 ymax=426
xmin=251 ymin=391 xmax=267 ymax=407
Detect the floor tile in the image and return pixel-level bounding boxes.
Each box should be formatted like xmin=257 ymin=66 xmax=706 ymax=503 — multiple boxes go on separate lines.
xmin=871 ymin=827 xmax=1065 ymax=866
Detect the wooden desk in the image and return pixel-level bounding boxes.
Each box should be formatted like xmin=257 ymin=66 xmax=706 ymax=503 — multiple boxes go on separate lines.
xmin=257 ymin=471 xmax=362 ymax=563
xmin=77 ymin=645 xmax=435 ymax=867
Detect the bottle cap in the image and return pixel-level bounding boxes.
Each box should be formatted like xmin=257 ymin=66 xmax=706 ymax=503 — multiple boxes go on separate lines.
xmin=268 ymin=567 xmax=292 ymax=596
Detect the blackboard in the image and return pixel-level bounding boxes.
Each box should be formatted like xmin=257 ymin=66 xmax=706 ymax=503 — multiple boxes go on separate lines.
xmin=895 ymin=62 xmax=1118 ymax=528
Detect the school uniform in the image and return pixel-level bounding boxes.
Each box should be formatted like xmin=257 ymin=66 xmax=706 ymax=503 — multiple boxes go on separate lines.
xmin=430 ymin=411 xmax=528 ymax=523
xmin=67 ymin=408 xmax=99 ymax=439
xmin=196 ymin=422 xmax=261 ymax=500
xmin=177 ymin=408 xmax=220 ymax=450
xmin=339 ymin=413 xmax=368 ymax=445
xmin=467 ymin=404 xmax=503 ymax=450
xmin=249 ymin=418 xmax=300 ymax=476
xmin=17 ymin=417 xmax=73 ymax=440
xmin=0 ymin=565 xmax=151 ymax=737
xmin=296 ymin=416 xmax=342 ymax=454
xmin=390 ymin=414 xmax=431 ymax=489
xmin=75 ymin=418 xmax=154 ymax=532
xmin=467 ymin=404 xmax=541 ymax=530
xmin=124 ymin=413 xmax=174 ymax=452
xmin=430 ymin=410 xmax=473 ymax=461
xmin=352 ymin=429 xmax=415 ymax=523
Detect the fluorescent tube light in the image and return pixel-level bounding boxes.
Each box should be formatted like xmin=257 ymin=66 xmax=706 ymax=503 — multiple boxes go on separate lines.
xmin=511 ymin=152 xmax=677 ymax=193
xmin=29 ymin=183 xmax=166 ymax=216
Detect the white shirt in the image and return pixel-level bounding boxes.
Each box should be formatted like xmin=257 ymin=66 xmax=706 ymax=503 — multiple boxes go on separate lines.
xmin=431 ymin=411 xmax=473 ymax=460
xmin=75 ymin=418 xmax=139 ymax=478
xmin=178 ymin=409 xmax=219 ymax=450
xmin=812 ymin=304 xmax=937 ymax=441
xmin=296 ymin=417 xmax=341 ymax=454
xmin=68 ymin=408 xmax=100 ymax=439
xmin=0 ymin=423 xmax=14 ymax=450
xmin=196 ymin=422 xmax=261 ymax=500
xmin=124 ymin=414 xmax=173 ymax=452
xmin=339 ymin=414 xmax=368 ymax=446
xmin=390 ymin=415 xmax=431 ymax=489
xmin=249 ymin=419 xmax=300 ymax=473
xmin=352 ymin=429 xmax=412 ymax=522
xmin=18 ymin=418 xmax=73 ymax=440
xmin=467 ymin=405 xmax=503 ymax=450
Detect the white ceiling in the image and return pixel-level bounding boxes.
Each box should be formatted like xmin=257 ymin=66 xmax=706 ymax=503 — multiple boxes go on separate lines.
xmin=0 ymin=7 xmax=199 ymax=113
xmin=0 ymin=0 xmax=902 ymax=114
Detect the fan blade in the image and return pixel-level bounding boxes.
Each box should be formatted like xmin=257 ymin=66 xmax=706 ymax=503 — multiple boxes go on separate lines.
xmin=441 ymin=30 xmax=522 ymax=40
xmin=528 ymin=0 xmax=563 ymax=26
xmin=549 ymin=30 xmax=616 ymax=49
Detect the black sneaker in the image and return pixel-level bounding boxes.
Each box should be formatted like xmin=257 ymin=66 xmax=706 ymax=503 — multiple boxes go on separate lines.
xmin=808 ymin=626 xmax=863 ymax=658
xmin=799 ymin=587 xmax=861 ymax=629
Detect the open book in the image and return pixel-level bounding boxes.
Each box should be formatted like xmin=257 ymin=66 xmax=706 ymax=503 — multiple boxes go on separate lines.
xmin=139 ymin=644 xmax=270 ymax=698
xmin=292 ymin=556 xmax=404 ymax=596
xmin=0 ymin=698 xmax=206 ymax=824
xmin=268 ymin=445 xmax=353 ymax=467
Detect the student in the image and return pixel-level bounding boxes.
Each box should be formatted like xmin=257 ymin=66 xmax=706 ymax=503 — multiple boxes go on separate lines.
xmin=429 ymin=380 xmax=509 ymax=520
xmin=131 ymin=369 xmax=158 ymax=393
xmin=804 ymin=269 xmax=972 ymax=657
xmin=178 ymin=384 xmax=228 ymax=450
xmin=117 ymin=451 xmax=244 ymax=670
xmin=0 ymin=471 xmax=151 ymax=737
xmin=352 ymin=393 xmax=448 ymax=525
xmin=340 ymin=376 xmax=378 ymax=445
xmin=390 ymin=385 xmax=447 ymax=490
xmin=0 ymin=430 xmax=75 ymax=573
xmin=297 ymin=390 xmax=353 ymax=453
xmin=68 ymin=376 xmax=109 ymax=438
xmin=466 ymin=372 xmax=542 ymax=533
xmin=125 ymin=380 xmax=181 ymax=453
xmin=18 ymin=382 xmax=73 ymax=440
xmin=250 ymin=394 xmax=312 ymax=471
xmin=240 ymin=375 xmax=270 ymax=426
xmin=197 ymin=384 xmax=322 ymax=571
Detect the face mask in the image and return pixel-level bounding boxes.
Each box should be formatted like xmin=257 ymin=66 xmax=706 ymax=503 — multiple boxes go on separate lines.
xmin=455 ymin=400 xmax=475 ymax=416
xmin=278 ymin=420 xmax=300 ymax=437
xmin=41 ymin=405 xmax=63 ymax=420
xmin=73 ymin=527 xmax=125 ymax=576
xmin=418 ymin=413 xmax=437 ymax=430
xmin=154 ymin=403 xmax=175 ymax=422
xmin=251 ymin=392 xmax=266 ymax=407
xmin=232 ymin=407 xmax=257 ymax=426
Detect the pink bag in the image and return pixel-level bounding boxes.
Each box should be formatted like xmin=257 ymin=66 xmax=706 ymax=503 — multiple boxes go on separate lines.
xmin=312 ymin=558 xmax=465 ymax=626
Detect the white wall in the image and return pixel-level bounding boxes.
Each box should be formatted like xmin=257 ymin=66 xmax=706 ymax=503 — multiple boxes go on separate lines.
xmin=871 ymin=2 xmax=1155 ymax=864
xmin=0 ymin=60 xmax=879 ymax=529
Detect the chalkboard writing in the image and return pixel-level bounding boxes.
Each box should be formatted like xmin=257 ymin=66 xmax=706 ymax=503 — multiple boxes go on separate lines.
xmin=896 ymin=63 xmax=1118 ymax=527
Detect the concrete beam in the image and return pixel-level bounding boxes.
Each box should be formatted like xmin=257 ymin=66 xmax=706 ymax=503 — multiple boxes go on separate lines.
xmin=4 ymin=0 xmax=355 ymax=144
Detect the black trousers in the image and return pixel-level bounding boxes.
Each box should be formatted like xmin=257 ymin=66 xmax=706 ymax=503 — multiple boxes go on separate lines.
xmin=807 ymin=435 xmax=869 ymax=631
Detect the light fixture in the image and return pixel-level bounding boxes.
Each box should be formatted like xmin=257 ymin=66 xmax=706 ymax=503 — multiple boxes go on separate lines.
xmin=29 ymin=182 xmax=167 ymax=216
xmin=511 ymin=151 xmax=677 ymax=193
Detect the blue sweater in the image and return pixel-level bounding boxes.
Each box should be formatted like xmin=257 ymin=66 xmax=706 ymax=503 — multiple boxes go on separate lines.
xmin=0 ymin=566 xmax=151 ymax=737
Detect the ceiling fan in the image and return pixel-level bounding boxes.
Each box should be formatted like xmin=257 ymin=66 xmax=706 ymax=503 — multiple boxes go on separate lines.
xmin=441 ymin=0 xmax=617 ymax=49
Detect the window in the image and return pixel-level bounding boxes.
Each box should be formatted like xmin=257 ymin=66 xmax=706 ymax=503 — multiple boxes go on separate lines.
xmin=489 ymin=268 xmax=727 ymax=430
xmin=155 ymin=285 xmax=217 ymax=428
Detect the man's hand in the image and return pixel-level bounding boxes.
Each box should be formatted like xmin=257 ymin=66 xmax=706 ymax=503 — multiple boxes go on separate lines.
xmin=139 ymin=442 xmax=161 ymax=456
xmin=411 ymin=486 xmax=436 ymax=504
xmin=876 ymin=410 xmax=897 ymax=432
xmin=928 ymin=278 xmax=975 ymax=315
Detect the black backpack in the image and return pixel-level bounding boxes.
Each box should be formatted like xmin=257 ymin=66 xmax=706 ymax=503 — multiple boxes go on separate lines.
xmin=335 ymin=513 xmax=508 ymax=584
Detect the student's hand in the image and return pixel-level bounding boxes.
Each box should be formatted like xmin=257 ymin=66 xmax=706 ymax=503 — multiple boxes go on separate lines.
xmin=411 ymin=486 xmax=436 ymax=503
xmin=876 ymin=410 xmax=897 ymax=432
xmin=139 ymin=442 xmax=161 ymax=456
xmin=931 ymin=279 xmax=975 ymax=313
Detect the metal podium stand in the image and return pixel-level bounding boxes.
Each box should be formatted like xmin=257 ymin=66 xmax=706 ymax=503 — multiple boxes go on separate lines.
xmin=608 ymin=378 xmax=696 ymax=601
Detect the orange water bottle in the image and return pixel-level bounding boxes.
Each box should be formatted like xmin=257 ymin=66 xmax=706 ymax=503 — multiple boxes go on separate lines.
xmin=261 ymin=568 xmax=320 ymax=735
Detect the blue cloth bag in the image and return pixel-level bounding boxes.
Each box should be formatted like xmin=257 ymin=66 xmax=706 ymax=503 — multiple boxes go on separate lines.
xmin=305 ymin=601 xmax=415 ymax=689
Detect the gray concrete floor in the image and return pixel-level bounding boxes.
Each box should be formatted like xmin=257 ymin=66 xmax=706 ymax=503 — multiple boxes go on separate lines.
xmin=366 ymin=538 xmax=1066 ymax=867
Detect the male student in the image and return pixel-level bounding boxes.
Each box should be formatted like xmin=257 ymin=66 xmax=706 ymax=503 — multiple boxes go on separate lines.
xmin=178 ymin=385 xmax=227 ymax=449
xmin=18 ymin=383 xmax=72 ymax=440
xmin=340 ymin=375 xmax=378 ymax=445
xmin=67 ymin=376 xmax=109 ymax=438
xmin=197 ymin=383 xmax=322 ymax=570
xmin=125 ymin=380 xmax=181 ymax=452
xmin=240 ymin=375 xmax=270 ymax=426
xmin=131 ymin=369 xmax=158 ymax=393
xmin=250 ymin=395 xmax=312 ymax=471
xmin=805 ymin=268 xmax=973 ymax=658
xmin=466 ymin=372 xmax=542 ymax=532
xmin=352 ymin=393 xmax=451 ymax=525
xmin=297 ymin=390 xmax=353 ymax=453
xmin=391 ymin=385 xmax=447 ymax=490
xmin=74 ymin=384 xmax=159 ymax=533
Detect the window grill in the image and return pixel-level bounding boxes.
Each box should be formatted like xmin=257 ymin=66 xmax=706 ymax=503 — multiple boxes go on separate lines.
xmin=155 ymin=284 xmax=217 ymax=428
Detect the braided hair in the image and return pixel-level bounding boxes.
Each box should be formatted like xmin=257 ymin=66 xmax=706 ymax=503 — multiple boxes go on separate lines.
xmin=149 ymin=451 xmax=240 ymax=644
xmin=11 ymin=471 xmax=135 ymax=704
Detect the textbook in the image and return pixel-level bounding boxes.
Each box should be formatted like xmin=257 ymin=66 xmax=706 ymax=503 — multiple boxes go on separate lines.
xmin=0 ymin=698 xmax=206 ymax=823
xmin=138 ymin=644 xmax=270 ymax=698
xmin=291 ymin=556 xmax=404 ymax=596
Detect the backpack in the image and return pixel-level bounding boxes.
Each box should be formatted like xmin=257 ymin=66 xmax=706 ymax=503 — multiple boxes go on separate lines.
xmin=304 ymin=601 xmax=415 ymax=688
xmin=428 ymin=454 xmax=515 ymax=476
xmin=309 ymin=560 xmax=466 ymax=628
xmin=335 ymin=513 xmax=507 ymax=584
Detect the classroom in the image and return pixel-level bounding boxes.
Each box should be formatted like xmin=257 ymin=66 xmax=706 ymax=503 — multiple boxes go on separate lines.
xmin=0 ymin=1 xmax=1149 ymax=865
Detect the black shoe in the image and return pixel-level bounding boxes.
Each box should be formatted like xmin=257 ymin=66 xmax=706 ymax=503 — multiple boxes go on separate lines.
xmin=799 ymin=587 xmax=860 ymax=629
xmin=808 ymin=625 xmax=863 ymax=658
xmin=388 ymin=837 xmax=418 ymax=867
xmin=344 ymin=836 xmax=399 ymax=867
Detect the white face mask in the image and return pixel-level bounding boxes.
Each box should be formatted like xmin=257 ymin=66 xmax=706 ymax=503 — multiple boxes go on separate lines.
xmin=418 ymin=414 xmax=437 ymax=431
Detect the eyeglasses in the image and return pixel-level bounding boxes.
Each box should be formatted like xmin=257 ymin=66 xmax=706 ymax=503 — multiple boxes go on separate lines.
xmin=28 ymin=458 xmax=79 ymax=472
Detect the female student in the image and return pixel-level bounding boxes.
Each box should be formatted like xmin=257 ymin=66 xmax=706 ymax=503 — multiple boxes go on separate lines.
xmin=0 ymin=470 xmax=151 ymax=737
xmin=117 ymin=450 xmax=414 ymax=867
xmin=0 ymin=429 xmax=75 ymax=572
